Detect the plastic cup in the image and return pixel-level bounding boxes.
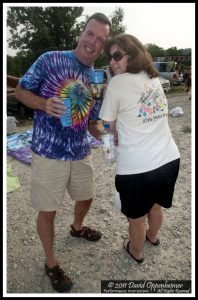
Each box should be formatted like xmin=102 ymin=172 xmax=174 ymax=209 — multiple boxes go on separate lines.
xmin=60 ymin=98 xmax=72 ymax=127
xmin=91 ymin=70 xmax=105 ymax=100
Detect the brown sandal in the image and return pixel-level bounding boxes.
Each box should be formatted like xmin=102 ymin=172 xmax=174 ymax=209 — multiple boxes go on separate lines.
xmin=45 ymin=264 xmax=73 ymax=293
xmin=70 ymin=225 xmax=102 ymax=241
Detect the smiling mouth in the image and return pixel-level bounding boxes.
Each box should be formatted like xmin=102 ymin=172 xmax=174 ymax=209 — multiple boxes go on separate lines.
xmin=85 ymin=46 xmax=94 ymax=54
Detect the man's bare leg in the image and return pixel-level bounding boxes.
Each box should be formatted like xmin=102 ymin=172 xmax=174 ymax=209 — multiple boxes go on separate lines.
xmin=71 ymin=199 xmax=92 ymax=230
xmin=37 ymin=211 xmax=57 ymax=268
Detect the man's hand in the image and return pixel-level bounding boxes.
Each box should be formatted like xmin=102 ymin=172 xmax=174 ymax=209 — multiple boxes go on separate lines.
xmin=42 ymin=97 xmax=66 ymax=117
xmin=88 ymin=120 xmax=103 ymax=141
xmin=15 ymin=85 xmax=66 ymax=117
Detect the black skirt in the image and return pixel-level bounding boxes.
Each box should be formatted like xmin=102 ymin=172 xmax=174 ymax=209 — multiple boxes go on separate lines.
xmin=115 ymin=158 xmax=180 ymax=219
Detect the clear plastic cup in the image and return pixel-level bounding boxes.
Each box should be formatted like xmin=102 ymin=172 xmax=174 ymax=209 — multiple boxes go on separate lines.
xmin=91 ymin=70 xmax=105 ymax=100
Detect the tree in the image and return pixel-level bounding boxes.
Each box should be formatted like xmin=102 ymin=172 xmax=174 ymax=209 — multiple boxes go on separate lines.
xmin=8 ymin=51 xmax=39 ymax=77
xmin=110 ymin=7 xmax=126 ymax=37
xmin=7 ymin=55 xmax=18 ymax=76
xmin=179 ymin=48 xmax=191 ymax=56
xmin=7 ymin=7 xmax=83 ymax=52
xmin=7 ymin=6 xmax=83 ymax=73
xmin=7 ymin=6 xmax=126 ymax=72
xmin=166 ymin=47 xmax=178 ymax=56
xmin=145 ymin=43 xmax=165 ymax=58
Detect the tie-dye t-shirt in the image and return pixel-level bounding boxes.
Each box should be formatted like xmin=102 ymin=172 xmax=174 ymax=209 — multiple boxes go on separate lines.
xmin=19 ymin=51 xmax=99 ymax=161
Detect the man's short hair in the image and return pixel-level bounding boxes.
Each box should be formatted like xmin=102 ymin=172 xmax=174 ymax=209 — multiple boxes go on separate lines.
xmin=83 ymin=12 xmax=112 ymax=36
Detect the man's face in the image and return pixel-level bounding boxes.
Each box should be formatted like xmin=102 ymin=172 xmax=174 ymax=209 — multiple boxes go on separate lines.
xmin=75 ymin=19 xmax=110 ymax=67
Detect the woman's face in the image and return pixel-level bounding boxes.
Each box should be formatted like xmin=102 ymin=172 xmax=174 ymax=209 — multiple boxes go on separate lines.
xmin=109 ymin=44 xmax=129 ymax=76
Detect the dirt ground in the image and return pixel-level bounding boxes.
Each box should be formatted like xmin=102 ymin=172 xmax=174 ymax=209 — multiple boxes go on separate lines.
xmin=6 ymin=87 xmax=193 ymax=296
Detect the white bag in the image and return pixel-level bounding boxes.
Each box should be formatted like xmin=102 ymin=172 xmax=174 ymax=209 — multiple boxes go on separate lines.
xmin=169 ymin=107 xmax=183 ymax=117
xmin=114 ymin=190 xmax=121 ymax=212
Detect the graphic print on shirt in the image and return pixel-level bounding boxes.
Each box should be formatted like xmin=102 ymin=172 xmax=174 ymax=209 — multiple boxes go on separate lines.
xmin=39 ymin=52 xmax=93 ymax=128
xmin=137 ymin=84 xmax=168 ymax=123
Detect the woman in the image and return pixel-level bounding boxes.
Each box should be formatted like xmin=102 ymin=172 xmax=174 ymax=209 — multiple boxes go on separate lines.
xmin=99 ymin=34 xmax=180 ymax=263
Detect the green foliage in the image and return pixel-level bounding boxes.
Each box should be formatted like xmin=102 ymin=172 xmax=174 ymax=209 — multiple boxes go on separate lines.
xmin=177 ymin=48 xmax=190 ymax=56
xmin=7 ymin=53 xmax=31 ymax=77
xmin=7 ymin=56 xmax=18 ymax=76
xmin=145 ymin=44 xmax=191 ymax=68
xmin=145 ymin=44 xmax=191 ymax=60
xmin=166 ymin=47 xmax=179 ymax=56
xmin=7 ymin=7 xmax=83 ymax=52
xmin=110 ymin=7 xmax=126 ymax=37
xmin=7 ymin=51 xmax=44 ymax=77
xmin=145 ymin=43 xmax=165 ymax=57
xmin=7 ymin=6 xmax=127 ymax=73
xmin=7 ymin=6 xmax=191 ymax=75
xmin=7 ymin=6 xmax=84 ymax=75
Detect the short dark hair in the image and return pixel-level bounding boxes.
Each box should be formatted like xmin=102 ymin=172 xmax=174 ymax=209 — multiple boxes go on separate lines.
xmin=83 ymin=12 xmax=112 ymax=36
xmin=105 ymin=34 xmax=158 ymax=78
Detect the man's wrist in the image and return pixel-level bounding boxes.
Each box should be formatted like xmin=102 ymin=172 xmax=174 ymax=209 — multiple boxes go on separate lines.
xmin=37 ymin=97 xmax=46 ymax=111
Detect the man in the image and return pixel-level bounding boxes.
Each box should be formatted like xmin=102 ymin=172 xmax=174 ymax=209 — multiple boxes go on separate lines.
xmin=15 ymin=13 xmax=111 ymax=293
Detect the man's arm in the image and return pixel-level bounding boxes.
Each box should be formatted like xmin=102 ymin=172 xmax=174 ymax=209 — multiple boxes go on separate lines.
xmin=88 ymin=120 xmax=104 ymax=141
xmin=15 ymin=85 xmax=66 ymax=117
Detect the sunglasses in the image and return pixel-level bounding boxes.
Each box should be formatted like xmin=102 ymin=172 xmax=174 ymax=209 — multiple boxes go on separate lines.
xmin=108 ymin=51 xmax=127 ymax=62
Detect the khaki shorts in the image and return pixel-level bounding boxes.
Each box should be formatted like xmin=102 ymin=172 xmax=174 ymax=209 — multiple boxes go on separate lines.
xmin=30 ymin=152 xmax=95 ymax=211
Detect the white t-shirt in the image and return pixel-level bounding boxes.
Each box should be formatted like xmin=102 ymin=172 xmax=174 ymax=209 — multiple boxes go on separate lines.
xmin=99 ymin=72 xmax=180 ymax=175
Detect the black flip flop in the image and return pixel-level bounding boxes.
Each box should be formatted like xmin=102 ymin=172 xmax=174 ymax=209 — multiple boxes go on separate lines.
xmin=123 ymin=239 xmax=144 ymax=263
xmin=146 ymin=235 xmax=160 ymax=246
